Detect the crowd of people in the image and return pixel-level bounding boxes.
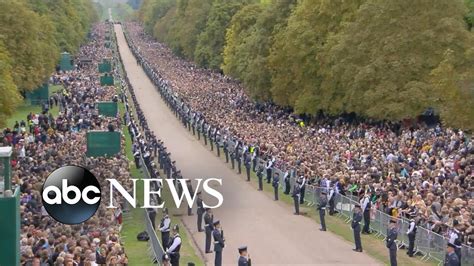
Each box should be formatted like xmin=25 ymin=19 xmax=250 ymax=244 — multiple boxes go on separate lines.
xmin=124 ymin=21 xmax=473 ymax=253
xmin=1 ymin=23 xmax=133 ymax=266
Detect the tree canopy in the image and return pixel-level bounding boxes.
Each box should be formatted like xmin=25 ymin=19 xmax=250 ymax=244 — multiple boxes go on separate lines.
xmin=138 ymin=0 xmax=474 ymax=130
xmin=0 ymin=0 xmax=97 ymax=127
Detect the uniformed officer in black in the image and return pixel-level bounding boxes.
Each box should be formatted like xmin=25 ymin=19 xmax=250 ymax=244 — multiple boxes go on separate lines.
xmin=230 ymin=148 xmax=235 ymax=169
xmin=283 ymin=170 xmax=291 ymax=195
xmin=166 ymin=224 xmax=181 ymax=266
xmin=244 ymin=152 xmax=251 ymax=181
xmin=272 ymin=172 xmax=280 ymax=201
xmin=209 ymin=127 xmax=214 ymax=151
xmin=159 ymin=208 xmax=171 ymax=249
xmin=318 ymin=191 xmax=328 ymax=231
xmin=238 ymin=246 xmax=251 ymax=266
xmin=185 ymin=180 xmax=194 ymax=216
xmin=196 ymin=192 xmax=204 ymax=232
xmin=265 ymin=157 xmax=273 ymax=183
xmin=352 ymin=204 xmax=363 ymax=252
xmin=292 ymin=180 xmax=301 ymax=215
xmin=236 ymin=147 xmax=242 ymax=174
xmin=204 ymin=208 xmax=214 ymax=253
xmin=256 ymin=163 xmax=264 ymax=190
xmin=203 ymin=123 xmax=208 ymax=145
xmin=223 ymin=138 xmax=229 ymax=163
xmin=387 ymin=219 xmax=398 ymax=266
xmin=147 ymin=206 xmax=157 ymax=230
xmin=445 ymin=243 xmax=460 ymax=266
xmin=197 ymin=119 xmax=201 ymax=140
xmin=213 ymin=220 xmax=225 ymax=266
xmin=406 ymin=216 xmax=417 ymax=257
xmin=215 ymin=129 xmax=221 ymax=157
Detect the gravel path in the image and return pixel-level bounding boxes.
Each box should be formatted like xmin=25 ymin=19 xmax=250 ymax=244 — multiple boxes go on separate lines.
xmin=115 ymin=24 xmax=381 ymax=266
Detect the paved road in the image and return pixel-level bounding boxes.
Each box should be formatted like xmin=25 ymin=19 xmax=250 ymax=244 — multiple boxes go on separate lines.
xmin=115 ymin=25 xmax=381 ymax=266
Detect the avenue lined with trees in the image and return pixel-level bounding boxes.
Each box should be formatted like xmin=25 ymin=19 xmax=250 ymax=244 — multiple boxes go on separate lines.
xmin=138 ymin=0 xmax=474 ymax=130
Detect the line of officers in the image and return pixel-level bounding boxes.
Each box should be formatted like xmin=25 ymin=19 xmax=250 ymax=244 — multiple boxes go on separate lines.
xmin=317 ymin=191 xmax=462 ymax=266
xmin=127 ymin=40 xmax=252 ymax=266
xmin=135 ymin=53 xmax=463 ymax=266
xmin=150 ymin=193 xmax=251 ymax=266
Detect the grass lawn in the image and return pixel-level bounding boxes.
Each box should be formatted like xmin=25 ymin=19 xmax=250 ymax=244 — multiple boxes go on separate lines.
xmin=189 ymin=135 xmax=438 ymax=266
xmin=5 ymin=84 xmax=63 ymax=128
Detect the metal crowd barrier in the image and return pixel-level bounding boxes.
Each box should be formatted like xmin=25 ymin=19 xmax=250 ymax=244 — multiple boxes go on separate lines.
xmin=122 ymin=26 xmax=474 ymax=266
xmin=145 ymin=209 xmax=165 ymax=265
xmin=302 ymin=186 xmax=474 ymax=265
xmin=140 ymin=154 xmax=166 ymax=265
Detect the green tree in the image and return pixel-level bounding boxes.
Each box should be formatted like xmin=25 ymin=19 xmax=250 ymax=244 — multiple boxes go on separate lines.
xmin=430 ymin=50 xmax=474 ymax=130
xmin=28 ymin=0 xmax=97 ymax=53
xmin=222 ymin=4 xmax=263 ymax=82
xmin=0 ymin=0 xmax=58 ymax=91
xmin=169 ymin=0 xmax=213 ymax=58
xmin=0 ymin=42 xmax=21 ymax=127
xmin=139 ymin=0 xmax=176 ymax=34
xmin=194 ymin=0 xmax=250 ymax=69
xmin=466 ymin=0 xmax=474 ymax=30
xmin=320 ymin=0 xmax=474 ymax=122
xmin=238 ymin=0 xmax=296 ymax=100
xmin=268 ymin=0 xmax=365 ymax=110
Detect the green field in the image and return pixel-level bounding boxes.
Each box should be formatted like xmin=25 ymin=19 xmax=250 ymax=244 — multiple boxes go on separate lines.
xmin=6 ymin=84 xmax=63 ymax=129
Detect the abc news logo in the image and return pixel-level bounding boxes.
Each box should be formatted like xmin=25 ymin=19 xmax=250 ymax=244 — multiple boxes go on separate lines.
xmin=42 ymin=165 xmax=223 ymax=224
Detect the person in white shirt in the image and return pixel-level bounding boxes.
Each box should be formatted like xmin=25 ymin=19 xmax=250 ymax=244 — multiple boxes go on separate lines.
xmin=166 ymin=225 xmax=182 ymax=266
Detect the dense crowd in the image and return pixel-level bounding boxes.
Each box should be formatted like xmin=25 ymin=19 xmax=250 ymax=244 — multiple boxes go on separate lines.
xmin=125 ymin=22 xmax=473 ymax=248
xmin=1 ymin=23 xmax=131 ymax=266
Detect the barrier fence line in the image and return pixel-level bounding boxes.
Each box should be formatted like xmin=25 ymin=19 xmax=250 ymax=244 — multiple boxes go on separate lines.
xmin=121 ymin=25 xmax=474 ymax=266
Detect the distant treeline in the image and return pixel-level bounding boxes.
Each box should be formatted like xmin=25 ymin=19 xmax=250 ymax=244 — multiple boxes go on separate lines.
xmin=0 ymin=0 xmax=98 ymax=126
xmin=138 ymin=0 xmax=474 ymax=130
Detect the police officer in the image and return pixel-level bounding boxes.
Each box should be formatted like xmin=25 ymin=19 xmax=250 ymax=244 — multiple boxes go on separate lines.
xmin=147 ymin=206 xmax=157 ymax=230
xmin=209 ymin=126 xmax=214 ymax=151
xmin=360 ymin=193 xmax=372 ymax=234
xmin=256 ymin=164 xmax=264 ymax=191
xmin=230 ymin=147 xmax=235 ymax=169
xmin=251 ymin=144 xmax=259 ymax=172
xmin=445 ymin=243 xmax=460 ymax=266
xmin=386 ymin=219 xmax=398 ymax=266
xmin=223 ymin=138 xmax=229 ymax=163
xmin=244 ymin=152 xmax=251 ymax=181
xmin=352 ymin=204 xmax=363 ymax=252
xmin=185 ymin=180 xmax=194 ymax=216
xmin=299 ymin=176 xmax=306 ymax=204
xmin=236 ymin=146 xmax=242 ymax=174
xmin=203 ymin=123 xmax=208 ymax=146
xmin=449 ymin=220 xmax=463 ymax=261
xmin=196 ymin=192 xmax=204 ymax=232
xmin=215 ymin=129 xmax=221 ymax=157
xmin=197 ymin=118 xmax=201 ymax=140
xmin=238 ymin=246 xmax=251 ymax=266
xmin=167 ymin=225 xmax=181 ymax=266
xmin=406 ymin=215 xmax=417 ymax=257
xmin=204 ymin=208 xmax=214 ymax=253
xmin=213 ymin=220 xmax=225 ymax=266
xmin=318 ymin=191 xmax=328 ymax=231
xmin=272 ymin=172 xmax=280 ymax=201
xmin=265 ymin=157 xmax=273 ymax=183
xmin=292 ymin=180 xmax=301 ymax=215
xmin=283 ymin=169 xmax=291 ymax=195
xmin=159 ymin=208 xmax=171 ymax=249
